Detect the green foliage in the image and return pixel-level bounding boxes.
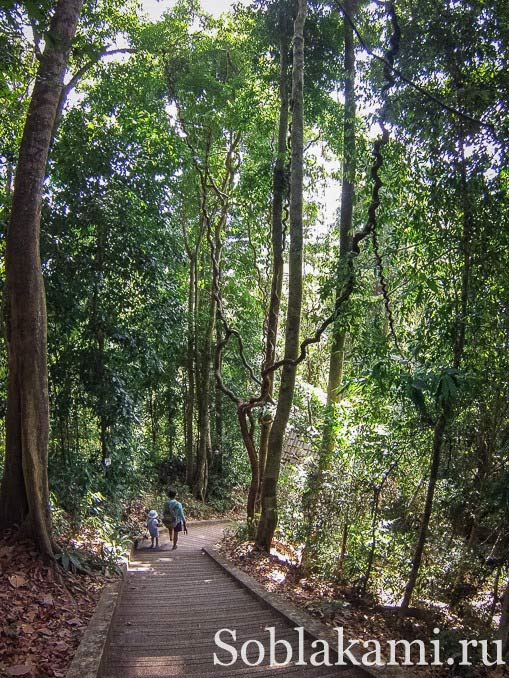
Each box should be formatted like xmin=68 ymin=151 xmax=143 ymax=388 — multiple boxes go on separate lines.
xmin=0 ymin=0 xmax=507 ymax=636
xmin=55 ymin=547 xmax=90 ymax=573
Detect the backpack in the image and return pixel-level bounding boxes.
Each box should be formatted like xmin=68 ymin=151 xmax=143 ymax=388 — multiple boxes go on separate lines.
xmin=162 ymin=499 xmax=178 ymax=528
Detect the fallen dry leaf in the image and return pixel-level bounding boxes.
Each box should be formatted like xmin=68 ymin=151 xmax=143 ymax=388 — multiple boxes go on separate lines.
xmin=40 ymin=593 xmax=54 ymax=605
xmin=9 ymin=574 xmax=27 ymax=588
xmin=6 ymin=666 xmax=32 ymax=676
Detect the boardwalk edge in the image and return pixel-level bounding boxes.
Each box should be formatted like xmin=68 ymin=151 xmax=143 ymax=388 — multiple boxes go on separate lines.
xmin=203 ymin=545 xmax=406 ymax=678
xmin=65 ymin=544 xmax=135 ymax=678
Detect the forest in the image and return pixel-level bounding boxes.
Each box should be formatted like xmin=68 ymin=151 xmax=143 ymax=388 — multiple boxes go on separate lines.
xmin=0 ymin=0 xmax=508 ymax=673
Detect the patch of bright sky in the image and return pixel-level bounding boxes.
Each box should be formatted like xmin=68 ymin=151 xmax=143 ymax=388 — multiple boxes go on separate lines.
xmin=141 ymin=0 xmax=240 ymax=21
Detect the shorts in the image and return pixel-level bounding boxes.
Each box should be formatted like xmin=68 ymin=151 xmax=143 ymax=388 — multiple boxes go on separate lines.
xmin=173 ymin=522 xmax=183 ymax=533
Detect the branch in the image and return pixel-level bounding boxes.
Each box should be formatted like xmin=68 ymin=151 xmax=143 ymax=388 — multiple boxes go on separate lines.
xmin=336 ymin=0 xmax=496 ymax=134
xmin=64 ymin=48 xmax=137 ymax=92
xmin=195 ymin=135 xmax=263 ymax=393
xmin=51 ymin=47 xmax=137 ymax=146
xmin=30 ymin=19 xmax=42 ymax=59
xmin=207 ymin=179 xmax=231 ymax=203
xmin=304 ymin=131 xmax=322 ymax=152
xmin=215 ymin=330 xmax=242 ymax=405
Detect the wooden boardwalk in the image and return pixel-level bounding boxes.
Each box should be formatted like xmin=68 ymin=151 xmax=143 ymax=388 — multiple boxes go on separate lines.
xmin=103 ymin=522 xmax=367 ymax=678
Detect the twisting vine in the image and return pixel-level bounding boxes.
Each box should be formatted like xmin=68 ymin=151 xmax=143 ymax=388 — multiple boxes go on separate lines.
xmin=202 ymin=144 xmax=267 ymax=522
xmin=189 ymin=129 xmax=263 ymax=399
xmin=205 ymin=178 xmax=263 ymax=393
xmin=336 ymin=0 xmax=495 ymax=134
xmin=370 ymin=1 xmax=405 ymax=358
xmin=193 ymin=2 xmax=407 ymax=441
xmin=281 ymin=119 xmax=292 ymax=251
xmin=262 ymin=0 xmax=402 ymax=378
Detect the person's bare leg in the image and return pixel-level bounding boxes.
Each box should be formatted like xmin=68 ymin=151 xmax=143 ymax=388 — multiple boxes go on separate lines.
xmin=172 ymin=530 xmax=178 ymax=550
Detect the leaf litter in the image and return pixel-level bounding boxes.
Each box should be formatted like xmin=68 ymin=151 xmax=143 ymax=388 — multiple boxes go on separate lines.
xmin=219 ymin=532 xmax=509 ymax=677
xmin=0 ymin=534 xmax=114 ymax=678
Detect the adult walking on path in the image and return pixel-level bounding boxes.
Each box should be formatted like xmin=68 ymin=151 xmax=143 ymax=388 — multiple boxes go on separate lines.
xmin=103 ymin=521 xmax=367 ymax=677
xmin=162 ymin=487 xmax=188 ymax=550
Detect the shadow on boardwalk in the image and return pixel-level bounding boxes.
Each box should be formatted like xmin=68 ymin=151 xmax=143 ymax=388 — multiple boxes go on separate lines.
xmin=103 ymin=521 xmax=366 ymax=677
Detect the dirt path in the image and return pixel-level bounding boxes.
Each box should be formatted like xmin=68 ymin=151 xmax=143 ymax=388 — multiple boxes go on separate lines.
xmin=103 ymin=521 xmax=366 ymax=677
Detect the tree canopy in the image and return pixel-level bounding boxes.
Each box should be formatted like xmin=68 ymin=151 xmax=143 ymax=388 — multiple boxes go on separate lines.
xmin=1 ymin=0 xmax=509 ymax=657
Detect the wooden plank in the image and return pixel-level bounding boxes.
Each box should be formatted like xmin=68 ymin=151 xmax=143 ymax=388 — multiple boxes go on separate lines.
xmin=103 ymin=522 xmax=367 ymax=677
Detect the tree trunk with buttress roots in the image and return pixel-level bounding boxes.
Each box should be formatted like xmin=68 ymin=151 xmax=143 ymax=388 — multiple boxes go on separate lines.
xmin=256 ymin=0 xmax=307 ymax=552
xmin=0 ymin=0 xmax=84 ymax=557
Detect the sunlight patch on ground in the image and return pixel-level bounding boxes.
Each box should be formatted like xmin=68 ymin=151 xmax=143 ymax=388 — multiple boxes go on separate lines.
xmin=269 ymin=569 xmax=287 ymax=584
xmin=135 ymin=655 xmax=185 ymax=669
xmin=129 ymin=564 xmax=152 ymax=571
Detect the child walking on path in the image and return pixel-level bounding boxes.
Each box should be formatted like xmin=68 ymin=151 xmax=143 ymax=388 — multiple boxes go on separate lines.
xmin=162 ymin=488 xmax=187 ymax=550
xmin=147 ymin=510 xmax=159 ymax=549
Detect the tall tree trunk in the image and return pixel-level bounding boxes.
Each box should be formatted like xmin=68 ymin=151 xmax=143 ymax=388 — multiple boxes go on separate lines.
xmin=100 ymin=412 xmax=108 ymax=463
xmin=194 ymin=205 xmax=226 ymax=499
xmin=301 ymin=0 xmax=357 ymax=572
xmin=213 ymin=318 xmax=224 ymax=476
xmin=185 ymin=255 xmax=196 ymax=486
xmin=194 ymin=267 xmax=214 ymax=500
xmin=257 ymin=11 xmax=290 ymax=512
xmin=401 ymin=410 xmax=447 ymax=610
xmin=96 ymin=327 xmax=109 ymax=464
xmin=0 ymin=0 xmax=83 ymax=557
xmin=148 ymin=388 xmax=157 ymax=452
xmin=256 ymin=0 xmax=307 ymax=552
xmin=91 ymin=223 xmax=108 ymax=464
